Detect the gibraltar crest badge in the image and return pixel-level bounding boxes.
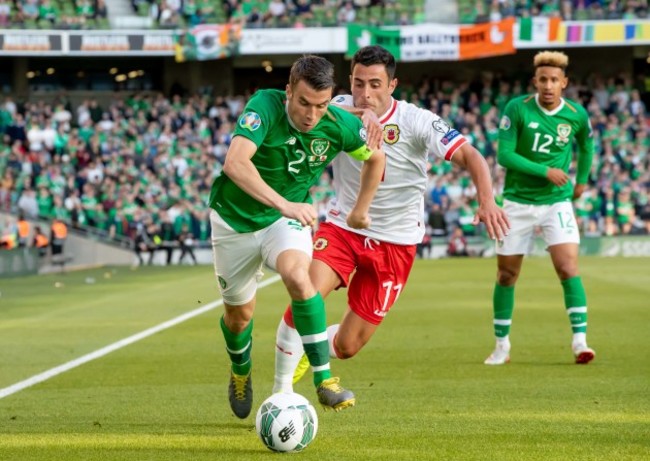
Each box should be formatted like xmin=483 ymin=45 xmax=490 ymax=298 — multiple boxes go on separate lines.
xmin=383 ymin=124 xmax=400 ymax=144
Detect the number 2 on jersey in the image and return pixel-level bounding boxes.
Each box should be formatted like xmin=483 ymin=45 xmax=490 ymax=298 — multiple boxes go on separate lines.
xmin=288 ymin=149 xmax=306 ymax=173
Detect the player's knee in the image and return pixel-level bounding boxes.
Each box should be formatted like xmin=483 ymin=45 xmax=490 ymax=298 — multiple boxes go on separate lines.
xmin=281 ymin=269 xmax=313 ymax=299
xmin=224 ymin=311 xmax=252 ymax=333
xmin=497 ymin=267 xmax=519 ymax=286
xmin=555 ymin=264 xmax=578 ymax=280
xmin=334 ymin=336 xmax=361 ymax=360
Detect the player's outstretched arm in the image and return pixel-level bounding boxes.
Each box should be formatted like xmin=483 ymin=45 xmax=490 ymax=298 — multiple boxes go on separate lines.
xmin=452 ymin=144 xmax=510 ymax=241
xmin=223 ymin=136 xmax=316 ymax=226
xmin=347 ymin=148 xmax=386 ymax=229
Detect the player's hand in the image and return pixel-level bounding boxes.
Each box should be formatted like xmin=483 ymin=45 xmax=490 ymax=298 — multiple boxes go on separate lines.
xmin=473 ymin=201 xmax=510 ymax=241
xmin=573 ymin=183 xmax=586 ymax=200
xmin=279 ymin=202 xmax=317 ymax=227
xmin=346 ymin=207 xmax=371 ymax=229
xmin=361 ymin=109 xmax=383 ymax=150
xmin=546 ymin=168 xmax=569 ymax=186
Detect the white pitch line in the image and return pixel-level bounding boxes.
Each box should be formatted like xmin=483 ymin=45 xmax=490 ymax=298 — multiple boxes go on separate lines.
xmin=0 ymin=275 xmax=282 ymax=400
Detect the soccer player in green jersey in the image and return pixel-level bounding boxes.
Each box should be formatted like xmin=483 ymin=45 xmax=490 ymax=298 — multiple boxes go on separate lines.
xmin=210 ymin=55 xmax=386 ymax=418
xmin=485 ymin=51 xmax=595 ymax=366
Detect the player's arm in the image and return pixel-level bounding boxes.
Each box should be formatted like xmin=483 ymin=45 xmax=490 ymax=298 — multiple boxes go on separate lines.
xmin=452 ymin=144 xmax=510 ymax=241
xmin=223 ymin=136 xmax=316 ymax=226
xmin=497 ymin=101 xmax=567 ymax=185
xmin=348 ymin=145 xmax=386 ymax=229
xmin=573 ymin=111 xmax=595 ymax=199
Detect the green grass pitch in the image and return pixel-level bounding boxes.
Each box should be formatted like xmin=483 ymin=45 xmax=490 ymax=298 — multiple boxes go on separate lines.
xmin=0 ymin=257 xmax=648 ymax=460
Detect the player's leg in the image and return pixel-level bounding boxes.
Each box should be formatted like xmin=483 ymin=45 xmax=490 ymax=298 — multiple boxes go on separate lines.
xmin=265 ymin=219 xmax=354 ymax=410
xmin=222 ymin=300 xmax=255 ymax=418
xmin=544 ymin=202 xmax=594 ymax=364
xmin=330 ymin=239 xmax=417 ymax=359
xmin=485 ymin=254 xmax=523 ymax=365
xmin=211 ymin=209 xmax=261 ymax=418
xmin=329 ymin=308 xmax=379 ymax=359
xmin=274 ymin=223 xmax=357 ymax=392
xmin=486 ymin=200 xmax=535 ymax=365
xmin=273 ymin=259 xmax=341 ymax=393
xmin=548 ymin=243 xmax=594 ymax=363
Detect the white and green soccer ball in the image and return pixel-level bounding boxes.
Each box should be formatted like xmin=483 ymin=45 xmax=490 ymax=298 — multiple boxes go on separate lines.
xmin=255 ymin=392 xmax=318 ymax=452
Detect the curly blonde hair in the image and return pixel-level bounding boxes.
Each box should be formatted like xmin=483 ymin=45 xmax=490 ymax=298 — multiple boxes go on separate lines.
xmin=534 ymin=51 xmax=569 ymax=71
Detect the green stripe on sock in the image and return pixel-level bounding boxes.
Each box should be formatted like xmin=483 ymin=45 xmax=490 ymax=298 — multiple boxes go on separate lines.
xmin=562 ymin=276 xmax=588 ymax=333
xmin=292 ymin=293 xmax=331 ymax=386
xmin=220 ymin=316 xmax=253 ymax=376
xmin=493 ymin=283 xmax=515 ymax=338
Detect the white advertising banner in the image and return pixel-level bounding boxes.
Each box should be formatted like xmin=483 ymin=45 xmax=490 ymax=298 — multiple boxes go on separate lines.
xmin=239 ymin=28 xmax=347 ymax=54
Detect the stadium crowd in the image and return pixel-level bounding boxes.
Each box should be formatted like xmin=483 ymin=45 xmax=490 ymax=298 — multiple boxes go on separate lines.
xmin=0 ymin=70 xmax=648 ymax=257
xmin=4 ymin=0 xmax=647 ymax=29
xmin=144 ymin=0 xmax=649 ymax=28
xmin=461 ymin=0 xmax=648 ymax=24
xmin=1 ymin=0 xmax=108 ymax=29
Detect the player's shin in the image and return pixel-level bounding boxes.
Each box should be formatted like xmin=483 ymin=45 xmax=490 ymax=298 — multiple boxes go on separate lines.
xmin=220 ymin=315 xmax=253 ymax=376
xmin=493 ymin=283 xmax=514 ymax=345
xmin=561 ymin=276 xmax=588 ymax=339
xmin=273 ymin=314 xmax=303 ymax=393
xmin=291 ymin=293 xmax=331 ymax=387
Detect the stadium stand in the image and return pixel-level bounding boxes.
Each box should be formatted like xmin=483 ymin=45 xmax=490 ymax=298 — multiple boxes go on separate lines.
xmin=0 ymin=66 xmax=648 ymax=265
xmin=0 ymin=0 xmax=647 ymax=266
xmin=459 ymin=0 xmax=648 ymax=24
xmin=4 ymin=0 xmax=109 ymax=28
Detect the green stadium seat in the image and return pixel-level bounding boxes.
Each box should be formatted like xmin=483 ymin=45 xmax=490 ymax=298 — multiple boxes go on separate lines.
xmin=137 ymin=2 xmax=149 ymax=17
xmin=96 ymin=17 xmax=110 ymax=29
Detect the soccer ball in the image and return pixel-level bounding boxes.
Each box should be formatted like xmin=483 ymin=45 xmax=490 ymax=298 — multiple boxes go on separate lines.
xmin=255 ymin=392 xmax=318 ymax=452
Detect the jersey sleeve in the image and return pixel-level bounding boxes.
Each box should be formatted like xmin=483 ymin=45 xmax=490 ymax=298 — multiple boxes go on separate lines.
xmin=497 ymin=98 xmax=548 ymax=178
xmin=416 ymin=109 xmax=467 ymax=161
xmin=337 ymin=108 xmax=374 ymax=161
xmin=574 ymin=107 xmax=595 ymax=185
xmin=232 ymin=90 xmax=276 ymax=147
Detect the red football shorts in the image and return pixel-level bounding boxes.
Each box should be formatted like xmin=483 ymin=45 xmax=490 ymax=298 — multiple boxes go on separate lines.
xmin=313 ymin=222 xmax=417 ymax=325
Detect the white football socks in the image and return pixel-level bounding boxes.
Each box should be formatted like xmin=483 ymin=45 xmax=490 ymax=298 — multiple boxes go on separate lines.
xmin=272 ymin=318 xmax=303 ymax=394
xmin=327 ymin=324 xmax=341 ymax=358
xmin=496 ymin=335 xmax=511 ymax=350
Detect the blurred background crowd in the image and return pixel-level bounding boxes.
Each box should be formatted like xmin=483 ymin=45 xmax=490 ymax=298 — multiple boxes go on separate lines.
xmin=0 ymin=0 xmax=648 ymax=261
xmin=1 ymin=68 xmax=648 ymax=257
xmin=1 ymin=0 xmax=647 ymax=30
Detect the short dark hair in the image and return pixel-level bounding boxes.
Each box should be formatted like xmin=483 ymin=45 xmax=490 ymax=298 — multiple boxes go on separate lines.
xmin=351 ymin=45 xmax=397 ymax=80
xmin=289 ymin=55 xmax=335 ymax=91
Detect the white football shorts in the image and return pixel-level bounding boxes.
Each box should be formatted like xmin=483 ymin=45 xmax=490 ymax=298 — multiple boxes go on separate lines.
xmin=496 ymin=199 xmax=580 ymax=255
xmin=210 ymin=209 xmax=313 ymax=305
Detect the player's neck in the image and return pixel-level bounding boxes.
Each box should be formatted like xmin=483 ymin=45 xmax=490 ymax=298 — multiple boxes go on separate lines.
xmin=377 ymin=98 xmax=395 ymax=121
xmin=535 ymin=93 xmax=564 ymax=113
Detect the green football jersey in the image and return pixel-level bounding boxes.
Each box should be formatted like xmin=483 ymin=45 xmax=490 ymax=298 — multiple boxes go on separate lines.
xmin=498 ymin=94 xmax=594 ymax=205
xmin=209 ymin=89 xmax=373 ymax=232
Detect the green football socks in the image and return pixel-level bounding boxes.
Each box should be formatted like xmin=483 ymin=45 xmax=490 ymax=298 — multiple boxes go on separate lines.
xmin=562 ymin=276 xmax=588 ymax=334
xmin=220 ymin=315 xmax=253 ymax=376
xmin=492 ymin=283 xmax=515 ymax=338
xmin=291 ymin=293 xmax=331 ymax=387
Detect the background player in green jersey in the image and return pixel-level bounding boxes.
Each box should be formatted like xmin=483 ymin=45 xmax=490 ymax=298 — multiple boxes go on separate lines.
xmin=210 ymin=55 xmax=386 ymax=417
xmin=485 ymin=51 xmax=595 ymax=366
